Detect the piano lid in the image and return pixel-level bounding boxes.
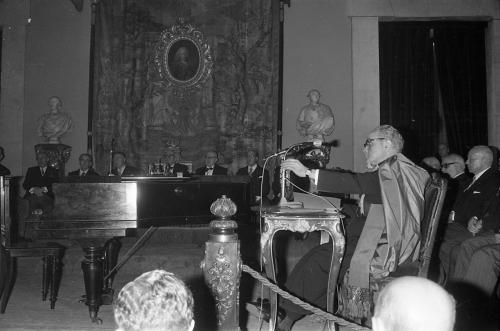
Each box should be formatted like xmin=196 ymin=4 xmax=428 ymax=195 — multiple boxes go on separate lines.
xmin=48 ymin=182 xmax=137 ymax=220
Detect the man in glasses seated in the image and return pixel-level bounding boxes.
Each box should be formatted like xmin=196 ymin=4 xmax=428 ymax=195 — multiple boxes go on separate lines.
xmin=248 ymin=125 xmax=429 ymax=330
xmin=440 ymin=154 xmax=471 ymax=219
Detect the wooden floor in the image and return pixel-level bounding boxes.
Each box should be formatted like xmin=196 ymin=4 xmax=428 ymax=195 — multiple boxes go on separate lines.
xmin=2 ymin=227 xmax=497 ymax=331
xmin=0 ymin=228 xmax=329 ymax=331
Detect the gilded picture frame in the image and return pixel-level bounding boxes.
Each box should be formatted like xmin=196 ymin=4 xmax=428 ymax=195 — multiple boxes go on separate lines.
xmin=155 ymin=19 xmax=213 ymax=94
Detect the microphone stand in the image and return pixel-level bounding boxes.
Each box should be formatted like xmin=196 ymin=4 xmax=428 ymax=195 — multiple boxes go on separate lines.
xmin=277 ymin=152 xmax=303 ymax=209
xmin=108 ymin=139 xmax=114 ymax=176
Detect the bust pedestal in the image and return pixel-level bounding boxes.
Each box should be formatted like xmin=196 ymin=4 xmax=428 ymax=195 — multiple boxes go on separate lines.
xmin=35 ymin=144 xmax=71 ymax=178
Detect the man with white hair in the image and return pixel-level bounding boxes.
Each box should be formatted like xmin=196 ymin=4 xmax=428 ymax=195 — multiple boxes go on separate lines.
xmin=372 ymin=276 xmax=455 ymax=331
xmin=260 ymin=125 xmax=429 ymax=330
xmin=114 ymin=269 xmax=195 ymax=331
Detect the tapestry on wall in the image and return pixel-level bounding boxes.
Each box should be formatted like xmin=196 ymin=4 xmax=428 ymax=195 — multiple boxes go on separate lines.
xmin=92 ymin=0 xmax=280 ymax=175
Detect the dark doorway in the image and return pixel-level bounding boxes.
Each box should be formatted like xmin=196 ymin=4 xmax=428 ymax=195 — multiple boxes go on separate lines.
xmin=379 ymin=21 xmax=488 ymax=161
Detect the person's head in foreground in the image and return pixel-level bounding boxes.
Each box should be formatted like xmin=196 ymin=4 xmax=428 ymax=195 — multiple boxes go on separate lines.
xmin=114 ymin=269 xmax=194 ymax=331
xmin=372 ymin=276 xmax=455 ymax=331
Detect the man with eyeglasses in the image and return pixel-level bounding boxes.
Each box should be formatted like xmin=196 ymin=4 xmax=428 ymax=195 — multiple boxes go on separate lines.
xmin=439 ymin=146 xmax=500 ymax=285
xmin=440 ymin=154 xmax=471 ymax=216
xmin=252 ymin=125 xmax=429 ymax=330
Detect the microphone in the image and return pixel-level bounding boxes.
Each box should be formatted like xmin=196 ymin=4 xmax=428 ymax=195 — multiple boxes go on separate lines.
xmin=268 ymin=139 xmax=339 ymax=157
xmin=299 ymin=139 xmax=338 ymax=148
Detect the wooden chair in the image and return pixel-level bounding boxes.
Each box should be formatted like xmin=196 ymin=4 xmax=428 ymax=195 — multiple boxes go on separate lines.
xmin=338 ymin=175 xmax=447 ymax=325
xmin=389 ymin=175 xmax=448 ymax=277
xmin=0 ymin=176 xmax=65 ymax=313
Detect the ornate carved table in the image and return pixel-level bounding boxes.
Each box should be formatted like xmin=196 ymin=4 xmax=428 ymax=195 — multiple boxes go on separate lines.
xmin=260 ymin=207 xmax=345 ymax=331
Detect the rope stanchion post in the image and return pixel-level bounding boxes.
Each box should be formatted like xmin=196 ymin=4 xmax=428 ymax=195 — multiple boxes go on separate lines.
xmin=201 ymin=196 xmax=241 ymax=331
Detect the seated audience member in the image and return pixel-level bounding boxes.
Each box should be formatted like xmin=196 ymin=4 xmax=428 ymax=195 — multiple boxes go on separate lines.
xmin=23 ymin=151 xmax=59 ymax=214
xmin=114 ymin=269 xmax=194 ymax=331
xmin=111 ymin=152 xmax=144 ymax=177
xmin=0 ymin=146 xmax=11 ymax=176
xmin=195 ymin=151 xmax=227 ymax=176
xmin=236 ymin=148 xmax=270 ymax=204
xmin=164 ymin=150 xmax=189 ymax=177
xmin=451 ymin=187 xmax=500 ymax=296
xmin=440 ymin=153 xmax=471 ymax=218
xmin=68 ymin=153 xmax=100 ymax=177
xmin=372 ymin=276 xmax=455 ymax=331
xmin=249 ymin=125 xmax=429 ymax=330
xmin=439 ymin=146 xmax=500 ymax=283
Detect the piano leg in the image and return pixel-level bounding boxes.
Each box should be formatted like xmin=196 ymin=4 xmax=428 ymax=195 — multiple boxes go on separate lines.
xmin=81 ymin=243 xmax=104 ymax=324
xmin=102 ymin=238 xmax=121 ymax=305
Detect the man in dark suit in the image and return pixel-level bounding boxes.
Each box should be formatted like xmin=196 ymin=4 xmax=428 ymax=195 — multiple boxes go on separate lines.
xmin=195 ymin=151 xmax=227 ymax=176
xmin=440 ymin=153 xmax=471 ymax=219
xmin=23 ymin=151 xmax=59 ymax=214
xmin=164 ymin=150 xmax=189 ymax=177
xmin=68 ymin=153 xmax=100 ymax=177
xmin=0 ymin=146 xmax=11 ymax=176
xmin=111 ymin=152 xmax=144 ymax=177
xmin=236 ymin=148 xmax=270 ymax=204
xmin=439 ymin=145 xmax=500 ymax=284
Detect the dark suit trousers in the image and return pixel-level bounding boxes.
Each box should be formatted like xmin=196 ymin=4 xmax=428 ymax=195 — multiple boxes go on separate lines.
xmin=452 ymin=234 xmax=500 ymax=295
xmin=280 ymin=208 xmax=365 ymax=319
xmin=439 ymin=222 xmax=474 ymax=282
xmin=25 ymin=193 xmax=54 ymax=213
xmin=21 ymin=194 xmax=54 ymax=237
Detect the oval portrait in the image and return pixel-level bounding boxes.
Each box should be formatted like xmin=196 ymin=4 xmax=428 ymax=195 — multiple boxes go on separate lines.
xmin=167 ymin=39 xmax=200 ymax=81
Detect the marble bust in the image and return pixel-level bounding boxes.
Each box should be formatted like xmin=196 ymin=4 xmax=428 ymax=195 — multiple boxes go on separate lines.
xmin=296 ymin=89 xmax=335 ymax=141
xmin=38 ymin=96 xmax=72 ymax=144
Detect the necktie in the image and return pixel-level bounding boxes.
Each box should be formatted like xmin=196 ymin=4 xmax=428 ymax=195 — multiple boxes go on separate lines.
xmin=464 ymin=177 xmax=477 ymax=191
xmin=248 ymin=166 xmax=254 ymax=176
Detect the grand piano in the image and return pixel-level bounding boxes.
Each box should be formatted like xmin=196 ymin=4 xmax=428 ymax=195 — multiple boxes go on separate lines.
xmin=24 ymin=175 xmax=252 ymax=322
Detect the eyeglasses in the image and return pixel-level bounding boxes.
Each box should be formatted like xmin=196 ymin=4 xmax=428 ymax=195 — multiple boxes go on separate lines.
xmin=441 ymin=162 xmax=457 ymax=169
xmin=364 ymin=137 xmax=386 ymax=148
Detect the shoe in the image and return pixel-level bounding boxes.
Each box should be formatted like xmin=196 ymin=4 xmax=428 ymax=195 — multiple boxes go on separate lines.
xmin=246 ymin=298 xmax=286 ymax=323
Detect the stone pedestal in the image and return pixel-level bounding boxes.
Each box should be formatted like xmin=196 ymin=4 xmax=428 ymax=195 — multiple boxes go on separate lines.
xmin=35 ymin=144 xmax=71 ymax=178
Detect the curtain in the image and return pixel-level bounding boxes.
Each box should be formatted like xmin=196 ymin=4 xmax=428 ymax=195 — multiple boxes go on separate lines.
xmin=434 ymin=22 xmax=488 ymax=156
xmin=92 ymin=0 xmax=280 ymax=175
xmin=379 ymin=22 xmax=487 ymax=161
xmin=379 ymin=22 xmax=437 ymax=162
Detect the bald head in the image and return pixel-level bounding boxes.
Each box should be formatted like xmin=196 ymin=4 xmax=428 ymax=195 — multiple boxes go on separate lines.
xmin=466 ymin=145 xmax=493 ymax=176
xmin=372 ymin=277 xmax=455 ymax=331
xmin=441 ymin=153 xmax=465 ymax=178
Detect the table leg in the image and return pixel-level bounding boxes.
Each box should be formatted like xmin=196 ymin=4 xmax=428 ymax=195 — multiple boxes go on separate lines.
xmin=262 ymin=229 xmax=278 ymax=331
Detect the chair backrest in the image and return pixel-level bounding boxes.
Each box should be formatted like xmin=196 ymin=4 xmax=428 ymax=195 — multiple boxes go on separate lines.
xmin=418 ymin=175 xmax=447 ymax=277
xmin=0 ymin=176 xmax=14 ymax=247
